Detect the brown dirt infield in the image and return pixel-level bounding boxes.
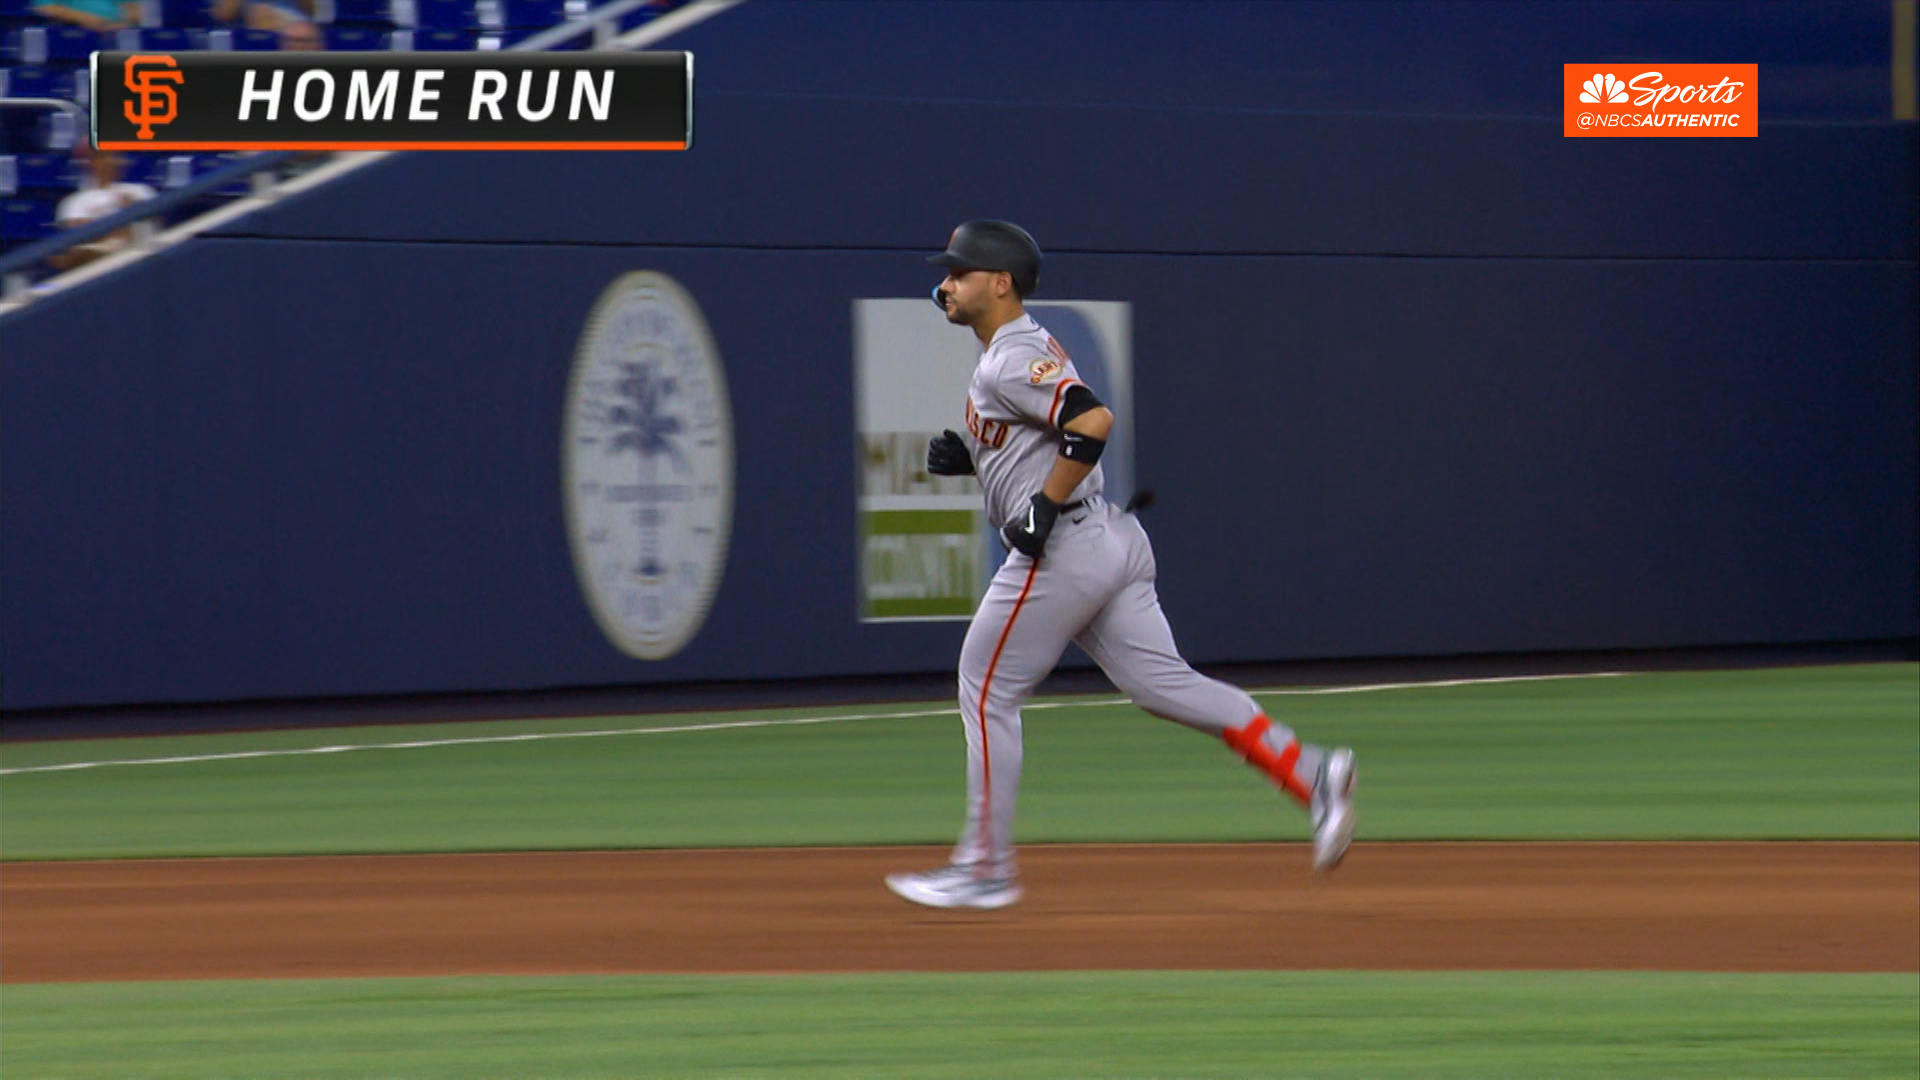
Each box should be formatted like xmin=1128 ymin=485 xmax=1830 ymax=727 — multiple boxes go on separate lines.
xmin=3 ymin=842 xmax=1914 ymax=983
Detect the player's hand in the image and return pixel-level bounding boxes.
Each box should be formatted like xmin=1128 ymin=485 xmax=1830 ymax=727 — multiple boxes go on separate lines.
xmin=926 ymin=429 xmax=975 ymax=476
xmin=1002 ymin=492 xmax=1060 ymax=559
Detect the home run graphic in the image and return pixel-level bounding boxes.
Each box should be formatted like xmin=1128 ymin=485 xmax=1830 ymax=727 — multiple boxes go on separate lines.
xmin=92 ymin=50 xmax=692 ymax=150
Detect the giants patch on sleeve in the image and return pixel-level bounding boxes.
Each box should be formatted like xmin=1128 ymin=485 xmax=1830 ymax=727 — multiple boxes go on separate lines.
xmin=1027 ymin=336 xmax=1074 ymax=385
xmin=1027 ymin=355 xmax=1065 ymax=384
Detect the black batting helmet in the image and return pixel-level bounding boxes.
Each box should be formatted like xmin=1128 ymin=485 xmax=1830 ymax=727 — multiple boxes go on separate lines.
xmin=927 ymin=220 xmax=1042 ymax=297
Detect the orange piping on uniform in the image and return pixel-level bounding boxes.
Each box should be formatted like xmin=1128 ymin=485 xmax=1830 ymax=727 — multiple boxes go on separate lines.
xmin=975 ymin=559 xmax=1040 ymax=863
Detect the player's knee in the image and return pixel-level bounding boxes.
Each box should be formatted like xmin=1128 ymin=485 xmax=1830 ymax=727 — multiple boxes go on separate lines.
xmin=1114 ymin=678 xmax=1176 ymax=718
xmin=1122 ymin=671 xmax=1231 ymax=729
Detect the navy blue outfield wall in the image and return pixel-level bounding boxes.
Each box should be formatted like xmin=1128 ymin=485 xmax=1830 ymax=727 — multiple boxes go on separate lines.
xmin=3 ymin=36 xmax=1917 ymax=708
xmin=3 ymin=234 xmax=1914 ymax=706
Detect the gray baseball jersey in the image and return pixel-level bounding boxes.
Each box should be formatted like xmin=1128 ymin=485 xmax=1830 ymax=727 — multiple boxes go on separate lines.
xmin=961 ymin=314 xmax=1104 ymax=528
xmin=946 ymin=311 xmax=1331 ymax=879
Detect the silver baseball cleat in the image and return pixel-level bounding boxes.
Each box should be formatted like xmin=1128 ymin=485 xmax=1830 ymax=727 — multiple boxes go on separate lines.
xmin=885 ymin=865 xmax=1024 ymax=910
xmin=1311 ymin=748 xmax=1357 ymax=871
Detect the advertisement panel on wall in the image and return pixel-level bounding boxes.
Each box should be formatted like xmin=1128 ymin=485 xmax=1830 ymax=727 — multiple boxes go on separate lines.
xmin=852 ymin=299 xmax=1133 ymax=621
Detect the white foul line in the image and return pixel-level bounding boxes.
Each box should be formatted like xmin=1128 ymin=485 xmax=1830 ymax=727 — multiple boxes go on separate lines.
xmin=0 ymin=706 xmax=965 ymax=776
xmin=0 ymin=671 xmax=1623 ymax=776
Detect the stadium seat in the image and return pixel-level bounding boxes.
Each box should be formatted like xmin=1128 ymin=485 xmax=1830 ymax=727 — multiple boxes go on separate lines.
xmin=42 ymin=105 xmax=78 ymax=149
xmin=501 ymin=0 xmax=559 ymax=26
xmin=409 ymin=26 xmax=472 ymax=49
xmin=0 ymin=195 xmax=56 ymax=241
xmin=2 ymin=152 xmax=70 ymax=193
xmin=140 ymin=153 xmax=192 ymax=189
xmin=0 ymin=22 xmax=34 ymax=53
xmin=5 ymin=25 xmax=44 ymax=62
xmin=0 ymin=108 xmax=49 ymax=154
xmin=119 ymin=152 xmax=168 ymax=187
xmin=64 ymin=67 xmax=90 ymax=102
xmin=231 ymin=26 xmax=281 ymax=49
xmin=412 ymin=0 xmax=473 ymax=29
xmin=328 ymin=0 xmax=389 ymax=25
xmin=133 ymin=26 xmax=196 ymax=50
xmin=154 ymin=0 xmax=214 ymax=27
xmin=1 ymin=64 xmax=65 ymax=101
xmin=323 ymin=23 xmax=384 ymax=48
xmin=42 ymin=23 xmax=100 ymax=61
xmin=12 ymin=107 xmax=58 ymax=155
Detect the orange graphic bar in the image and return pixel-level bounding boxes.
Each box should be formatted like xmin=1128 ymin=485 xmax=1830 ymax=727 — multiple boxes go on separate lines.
xmin=96 ymin=141 xmax=689 ymax=151
xmin=1563 ymin=63 xmax=1758 ymax=137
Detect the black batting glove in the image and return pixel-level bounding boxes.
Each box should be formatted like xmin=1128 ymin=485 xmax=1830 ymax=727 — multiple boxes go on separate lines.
xmin=1002 ymin=492 xmax=1060 ymax=559
xmin=926 ymin=429 xmax=975 ymax=476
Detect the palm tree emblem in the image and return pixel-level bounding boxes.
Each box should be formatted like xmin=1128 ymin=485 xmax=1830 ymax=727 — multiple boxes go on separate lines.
xmin=599 ymin=358 xmax=690 ymax=580
xmin=604 ymin=360 xmax=690 ymax=475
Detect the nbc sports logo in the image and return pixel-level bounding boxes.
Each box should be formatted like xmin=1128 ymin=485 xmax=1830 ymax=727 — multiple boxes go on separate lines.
xmin=1563 ymin=63 xmax=1756 ymax=138
xmin=1579 ymin=73 xmax=1630 ymax=104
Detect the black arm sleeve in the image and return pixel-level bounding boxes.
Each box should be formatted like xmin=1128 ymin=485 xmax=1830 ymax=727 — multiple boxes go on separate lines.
xmin=1056 ymin=383 xmax=1106 ymax=428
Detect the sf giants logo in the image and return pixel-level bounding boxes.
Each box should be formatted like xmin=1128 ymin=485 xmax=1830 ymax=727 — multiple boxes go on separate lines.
xmin=1028 ymin=337 xmax=1072 ymax=384
xmin=123 ymin=55 xmax=184 ymax=140
xmin=964 ymin=397 xmax=1009 ymax=450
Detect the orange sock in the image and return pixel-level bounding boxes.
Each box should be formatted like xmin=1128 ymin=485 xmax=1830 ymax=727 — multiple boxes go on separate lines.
xmin=1222 ymin=714 xmax=1313 ymax=806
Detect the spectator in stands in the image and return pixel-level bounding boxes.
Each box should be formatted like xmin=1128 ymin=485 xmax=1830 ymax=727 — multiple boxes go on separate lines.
xmin=31 ymin=0 xmax=139 ymax=32
xmin=210 ymin=0 xmax=324 ymax=54
xmin=279 ymin=15 xmax=322 ymax=49
xmin=211 ymin=0 xmax=317 ymax=34
xmin=48 ymin=139 xmax=158 ymax=272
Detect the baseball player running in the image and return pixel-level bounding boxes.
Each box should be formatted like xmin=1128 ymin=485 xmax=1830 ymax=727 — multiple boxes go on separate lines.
xmin=886 ymin=221 xmax=1356 ymax=911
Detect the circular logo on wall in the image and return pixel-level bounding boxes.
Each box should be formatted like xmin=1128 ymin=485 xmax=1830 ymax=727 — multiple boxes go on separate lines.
xmin=563 ymin=272 xmax=735 ymax=660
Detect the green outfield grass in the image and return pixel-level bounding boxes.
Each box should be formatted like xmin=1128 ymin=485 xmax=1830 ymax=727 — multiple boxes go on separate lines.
xmin=2 ymin=971 xmax=1915 ymax=1079
xmin=3 ymin=665 xmax=1916 ymax=1079
xmin=2 ymin=665 xmax=1915 ymax=859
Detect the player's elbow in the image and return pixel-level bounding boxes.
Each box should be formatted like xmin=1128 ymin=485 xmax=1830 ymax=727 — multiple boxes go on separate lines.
xmin=1065 ymin=407 xmax=1114 ymax=440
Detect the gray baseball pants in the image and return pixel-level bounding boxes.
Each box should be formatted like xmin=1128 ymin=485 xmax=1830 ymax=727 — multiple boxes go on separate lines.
xmin=951 ymin=496 xmax=1329 ymax=877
